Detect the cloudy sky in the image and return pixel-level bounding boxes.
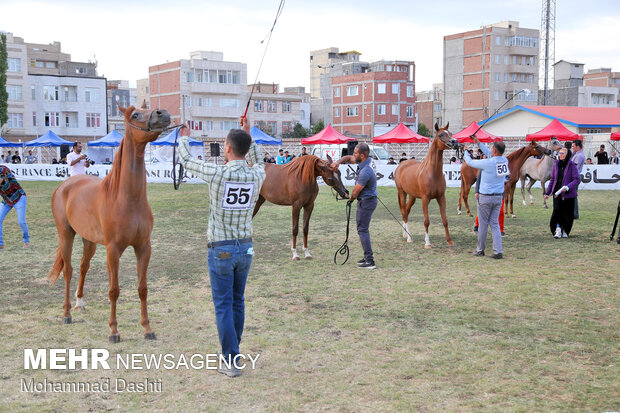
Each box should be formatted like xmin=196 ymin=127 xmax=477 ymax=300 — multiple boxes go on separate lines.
xmin=2 ymin=0 xmax=619 ymax=91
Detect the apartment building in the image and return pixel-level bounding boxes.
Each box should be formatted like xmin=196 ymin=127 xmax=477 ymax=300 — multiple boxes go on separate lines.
xmin=584 ymin=68 xmax=620 ymax=105
xmin=443 ymin=21 xmax=540 ymax=130
xmin=107 ymin=80 xmax=138 ymax=133
xmin=2 ymin=32 xmax=107 ymax=142
xmin=331 ymin=60 xmax=416 ymax=138
xmin=148 ymin=51 xmax=247 ymax=139
xmin=245 ymin=83 xmax=310 ymax=136
xmin=416 ymin=83 xmax=444 ymax=131
xmin=136 ymin=78 xmax=150 ymax=109
xmin=548 ymin=61 xmax=618 ymax=107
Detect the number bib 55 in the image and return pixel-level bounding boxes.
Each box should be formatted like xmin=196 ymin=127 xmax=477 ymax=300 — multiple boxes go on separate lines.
xmin=222 ymin=182 xmax=255 ymax=210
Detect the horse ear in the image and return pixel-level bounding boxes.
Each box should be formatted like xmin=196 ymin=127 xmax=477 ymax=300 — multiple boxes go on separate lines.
xmin=445 ymin=121 xmax=449 ymax=130
xmin=326 ymin=154 xmax=333 ymax=164
xmin=434 ymin=122 xmax=439 ymax=132
xmin=117 ymin=102 xmax=126 ymax=114
xmin=141 ymin=100 xmax=147 ymax=109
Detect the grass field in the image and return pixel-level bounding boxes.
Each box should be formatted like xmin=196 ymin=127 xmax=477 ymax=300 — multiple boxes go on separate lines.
xmin=0 ymin=181 xmax=618 ymax=411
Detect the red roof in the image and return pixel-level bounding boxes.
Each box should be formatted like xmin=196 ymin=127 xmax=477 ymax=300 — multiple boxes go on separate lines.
xmin=453 ymin=121 xmax=502 ymax=143
xmin=526 ymin=118 xmax=580 ymax=141
xmin=519 ymin=105 xmax=620 ymax=127
xmin=373 ymin=123 xmax=429 ymax=143
xmin=611 ymin=131 xmax=620 ymax=141
xmin=301 ymin=125 xmax=356 ymax=145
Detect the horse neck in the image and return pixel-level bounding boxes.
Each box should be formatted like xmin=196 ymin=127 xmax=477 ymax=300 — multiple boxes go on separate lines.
xmin=508 ymin=147 xmax=531 ymax=171
xmin=105 ymin=129 xmax=148 ymax=200
xmin=421 ymin=137 xmax=446 ymax=173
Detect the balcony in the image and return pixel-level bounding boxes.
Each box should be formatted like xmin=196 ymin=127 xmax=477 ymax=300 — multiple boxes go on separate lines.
xmin=508 ymin=46 xmax=538 ymax=56
xmin=189 ymin=82 xmax=245 ymax=96
xmin=508 ymin=65 xmax=537 ymax=74
xmin=189 ymin=106 xmax=239 ymax=118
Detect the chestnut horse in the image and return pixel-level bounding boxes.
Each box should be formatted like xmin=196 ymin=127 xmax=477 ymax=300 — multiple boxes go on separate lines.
xmin=253 ymin=154 xmax=349 ymax=260
xmin=504 ymin=140 xmax=551 ymax=217
xmin=395 ymin=123 xmax=460 ymax=248
xmin=48 ymin=105 xmax=170 ymax=343
xmin=457 ymin=162 xmax=478 ymax=216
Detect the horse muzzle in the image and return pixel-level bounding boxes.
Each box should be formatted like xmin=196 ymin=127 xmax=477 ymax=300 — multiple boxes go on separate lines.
xmin=148 ymin=110 xmax=171 ymax=131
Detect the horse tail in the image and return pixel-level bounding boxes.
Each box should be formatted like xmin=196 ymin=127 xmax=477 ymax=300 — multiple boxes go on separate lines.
xmin=48 ymin=248 xmax=64 ymax=286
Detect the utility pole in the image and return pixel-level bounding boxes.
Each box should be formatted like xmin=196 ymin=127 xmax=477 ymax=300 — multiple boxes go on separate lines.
xmin=540 ymin=0 xmax=556 ymax=105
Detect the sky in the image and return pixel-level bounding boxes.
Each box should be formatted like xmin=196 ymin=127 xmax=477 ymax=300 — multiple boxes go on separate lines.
xmin=2 ymin=0 xmax=619 ymax=92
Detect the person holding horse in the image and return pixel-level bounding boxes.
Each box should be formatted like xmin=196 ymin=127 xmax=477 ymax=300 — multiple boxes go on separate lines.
xmin=177 ymin=116 xmax=266 ymax=378
xmin=66 ymin=142 xmax=91 ymax=176
xmin=544 ymin=147 xmax=580 ymax=238
xmin=0 ymin=165 xmax=30 ymax=249
xmin=463 ymin=135 xmax=508 ymax=259
xmin=346 ymin=143 xmax=378 ymax=270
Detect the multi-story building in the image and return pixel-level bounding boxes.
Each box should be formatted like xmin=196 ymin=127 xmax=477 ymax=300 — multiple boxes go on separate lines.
xmin=443 ymin=21 xmax=539 ymax=130
xmin=148 ymin=51 xmax=247 ymax=139
xmin=309 ymin=48 xmax=361 ymax=125
xmin=245 ymin=83 xmax=310 ymax=136
xmin=547 ymin=61 xmax=618 ymax=107
xmin=415 ymin=83 xmax=444 ymax=132
xmin=331 ymin=60 xmax=416 ymax=138
xmin=2 ymin=32 xmax=107 ymax=143
xmin=136 ymin=78 xmax=150 ymax=109
xmin=584 ymin=68 xmax=620 ymax=106
xmin=107 ymin=80 xmax=137 ymax=133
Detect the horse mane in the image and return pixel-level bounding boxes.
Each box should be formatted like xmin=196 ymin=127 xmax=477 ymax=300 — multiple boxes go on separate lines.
xmin=102 ymin=132 xmax=126 ymax=192
xmin=507 ymin=145 xmax=528 ymax=161
xmin=284 ymin=155 xmax=322 ymax=184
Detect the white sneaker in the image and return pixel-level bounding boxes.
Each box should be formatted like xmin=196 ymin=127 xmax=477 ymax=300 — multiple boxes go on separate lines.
xmin=561 ymin=230 xmax=568 ymax=238
xmin=554 ymin=227 xmax=562 ymax=238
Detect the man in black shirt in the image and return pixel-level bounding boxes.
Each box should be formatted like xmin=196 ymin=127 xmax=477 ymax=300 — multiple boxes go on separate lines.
xmin=594 ymin=145 xmax=609 ymax=164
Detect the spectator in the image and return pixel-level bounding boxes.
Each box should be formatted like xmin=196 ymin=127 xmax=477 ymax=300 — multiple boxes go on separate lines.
xmin=545 ymin=147 xmax=580 ymax=238
xmin=11 ymin=151 xmax=21 ymax=164
xmin=410 ymin=155 xmax=416 ymax=160
xmin=586 ymin=158 xmax=592 ymax=165
xmin=399 ymin=152 xmax=408 ymax=163
xmin=197 ymin=155 xmax=203 ymax=160
xmin=66 ymin=142 xmax=91 ymax=176
xmin=571 ymin=140 xmax=585 ymax=220
xmin=103 ymin=158 xmax=112 ymax=165
xmin=263 ymin=152 xmax=271 ymax=163
xmin=299 ymin=147 xmax=308 ymax=157
xmin=0 ymin=165 xmax=30 ymax=249
xmin=5 ymin=151 xmax=11 ymax=163
xmin=24 ymin=150 xmax=38 ymax=164
xmin=276 ymin=149 xmax=286 ymax=165
xmin=52 ymin=158 xmax=59 ymax=164
xmin=387 ymin=157 xmax=397 ymax=165
xmin=284 ymin=151 xmax=292 ymax=163
xmin=0 ymin=153 xmax=4 ymax=163
xmin=594 ymin=145 xmax=609 ymax=164
xmin=610 ymin=151 xmax=619 ymax=165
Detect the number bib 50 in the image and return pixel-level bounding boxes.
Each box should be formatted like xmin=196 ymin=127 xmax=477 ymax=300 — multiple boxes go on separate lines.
xmin=222 ymin=182 xmax=255 ymax=210
xmin=495 ymin=161 xmax=509 ymax=177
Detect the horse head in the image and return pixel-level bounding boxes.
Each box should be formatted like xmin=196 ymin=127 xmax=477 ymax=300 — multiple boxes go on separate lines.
xmin=548 ymin=139 xmax=562 ymax=153
xmin=120 ymin=105 xmax=171 ymax=144
xmin=434 ymin=122 xmax=460 ymax=150
xmin=318 ymin=154 xmax=349 ymax=199
xmin=528 ymin=139 xmax=552 ymax=156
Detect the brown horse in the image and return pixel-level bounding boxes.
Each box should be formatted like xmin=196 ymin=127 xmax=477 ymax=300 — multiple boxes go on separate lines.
xmin=504 ymin=140 xmax=551 ymax=217
xmin=457 ymin=162 xmax=478 ymax=216
xmin=48 ymin=105 xmax=170 ymax=342
xmin=253 ymin=154 xmax=349 ymax=260
xmin=395 ymin=122 xmax=460 ymax=248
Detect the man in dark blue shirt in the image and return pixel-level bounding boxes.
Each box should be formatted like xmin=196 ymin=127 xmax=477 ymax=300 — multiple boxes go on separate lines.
xmin=347 ymin=143 xmax=378 ymax=269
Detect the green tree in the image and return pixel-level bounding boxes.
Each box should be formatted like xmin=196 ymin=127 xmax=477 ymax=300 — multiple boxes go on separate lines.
xmin=417 ymin=122 xmax=431 ymax=137
xmin=0 ymin=33 xmax=8 ymax=128
xmin=311 ymin=120 xmax=324 ymax=135
xmin=281 ymin=122 xmax=308 ymax=140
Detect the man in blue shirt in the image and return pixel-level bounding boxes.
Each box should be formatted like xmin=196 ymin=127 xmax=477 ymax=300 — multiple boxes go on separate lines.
xmin=347 ymin=143 xmax=378 ymax=269
xmin=464 ymin=136 xmax=508 ymax=259
xmin=276 ymin=149 xmax=286 ymax=165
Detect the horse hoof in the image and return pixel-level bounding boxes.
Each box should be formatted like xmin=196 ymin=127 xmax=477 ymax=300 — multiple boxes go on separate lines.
xmin=424 ymin=244 xmax=432 ymax=249
xmin=511 ymin=215 xmax=516 ymax=218
xmin=63 ymin=317 xmax=72 ymax=324
xmin=74 ymin=305 xmax=85 ymax=311
xmin=448 ymin=243 xmax=455 ymax=248
xmin=468 ymin=213 xmax=473 ymax=217
xmin=406 ymin=238 xmax=412 ymax=243
xmin=530 ymin=202 xmax=534 ymax=206
xmin=292 ymin=256 xmax=300 ymax=261
xmin=304 ymin=256 xmax=313 ymax=260
xmin=544 ymin=205 xmax=548 ymax=209
xmin=109 ymin=334 xmax=121 ymax=343
xmin=457 ymin=210 xmax=462 ymax=215
xmin=144 ymin=332 xmax=157 ymax=340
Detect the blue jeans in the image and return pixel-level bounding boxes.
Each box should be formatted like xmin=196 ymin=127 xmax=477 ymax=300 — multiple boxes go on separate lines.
xmin=207 ymin=240 xmax=253 ymax=359
xmin=356 ymin=197 xmax=378 ymax=263
xmin=0 ymin=196 xmax=29 ymax=246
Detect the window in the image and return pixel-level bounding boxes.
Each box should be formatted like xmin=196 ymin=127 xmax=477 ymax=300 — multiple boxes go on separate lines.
xmin=188 ymin=120 xmax=203 ymax=130
xmin=282 ymin=121 xmax=292 ymax=134
xmin=495 ymin=55 xmax=500 ymax=64
xmin=7 ymin=85 xmax=22 ymax=100
xmin=504 ymin=73 xmax=509 ymax=83
xmin=195 ymin=71 xmax=202 ymax=82
xmin=267 ymin=121 xmax=277 ymax=135
xmin=218 ymin=71 xmax=240 ymax=84
xmin=254 ymin=120 xmax=265 ymax=130
xmin=201 ymin=97 xmax=213 ymax=107
xmin=282 ymin=101 xmax=291 ymax=112
xmin=347 ymin=86 xmax=359 ymax=96
xmin=406 ymin=106 xmax=413 ymax=117
xmin=86 ymin=113 xmax=101 ymax=128
xmin=346 ymin=106 xmax=358 ymax=116
xmin=495 ymin=36 xmax=501 ymax=46
xmin=586 ymin=128 xmax=602 ymax=134
xmin=392 ymin=84 xmax=399 ymax=95
xmin=504 ymin=55 xmax=510 ymax=65
xmin=504 ymin=91 xmax=514 ymax=100
xmin=529 ymin=75 xmax=534 ymax=84
xmin=495 ymin=72 xmax=500 ymax=82
xmin=377 ymin=83 xmax=386 ymax=94
xmin=7 ymin=113 xmax=23 ymax=128
xmin=512 ymin=56 xmax=518 ymax=65
xmin=31 ymin=86 xmax=36 ymax=100
xmin=186 ymin=72 xmax=194 ymax=82
xmin=494 ymin=90 xmax=500 ymax=100
xmin=8 ymin=58 xmax=21 ymax=72
xmin=35 ymin=61 xmax=44 ymax=68
xmin=45 ymin=112 xmax=60 ymax=127
xmin=333 ymin=87 xmax=340 ymax=97
xmin=392 ymin=105 xmax=399 ymax=115
xmin=64 ymin=113 xmax=71 ymax=127
xmin=185 ymin=96 xmax=193 ymax=107
xmin=521 ymin=56 xmax=527 ymax=65
xmin=85 ymin=88 xmax=100 ymax=103
xmin=521 ymin=74 xmax=527 ymax=82
xmin=512 ymin=73 xmax=518 ymax=82
xmin=43 ymin=85 xmax=59 ymax=101
xmin=204 ymin=121 xmax=214 ymax=131
xmin=386 ymin=65 xmax=393 ymax=71
xmin=267 ymin=100 xmax=276 ymax=112
xmin=220 ymin=98 xmax=240 ymax=108
xmin=220 ymin=121 xmax=237 ymax=130
xmin=377 ymin=104 xmax=386 ymax=115
xmin=254 ymin=100 xmax=263 ymax=111
xmin=334 ymin=107 xmax=340 ymax=117
xmin=529 ymin=57 xmax=535 ymax=66
xmin=75 ymin=67 xmax=87 ymax=74
xmin=406 ymin=85 xmax=414 ymax=98
xmin=45 ymin=62 xmax=56 ymax=69
xmin=32 ymin=112 xmax=37 ymax=127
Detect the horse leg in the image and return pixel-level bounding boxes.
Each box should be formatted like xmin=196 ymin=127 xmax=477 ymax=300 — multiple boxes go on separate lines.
xmin=520 ymin=176 xmax=527 ymax=206
xmin=510 ymin=184 xmax=516 ymax=218
xmin=302 ymin=202 xmax=315 ymax=259
xmin=252 ymin=195 xmax=266 ymax=218
xmin=397 ymin=187 xmax=410 ymax=240
xmin=403 ymin=196 xmax=416 ymax=242
xmin=462 ymin=183 xmax=473 ymax=217
xmin=75 ymin=238 xmax=96 ymax=311
xmin=541 ymin=179 xmax=548 ymax=208
xmin=135 ymin=242 xmax=155 ymax=340
xmin=457 ymin=182 xmax=464 ymax=215
xmin=527 ymin=179 xmax=536 ymax=205
xmin=106 ymin=245 xmax=123 ymax=342
xmin=291 ymin=204 xmax=301 ymax=260
xmin=438 ymin=194 xmax=454 ymax=247
xmin=59 ymin=232 xmax=76 ymax=324
xmin=422 ymin=197 xmax=432 ymax=249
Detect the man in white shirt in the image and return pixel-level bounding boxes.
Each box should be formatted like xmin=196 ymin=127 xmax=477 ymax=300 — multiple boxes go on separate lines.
xmin=66 ymin=142 xmax=90 ymax=176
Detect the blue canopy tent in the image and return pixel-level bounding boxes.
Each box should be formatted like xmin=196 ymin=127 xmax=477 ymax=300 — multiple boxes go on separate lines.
xmin=24 ymin=130 xmax=72 ymax=147
xmin=151 ymin=130 xmax=204 ymax=146
xmin=0 ymin=136 xmax=22 ymax=147
xmin=88 ymin=130 xmax=123 ymax=147
xmin=149 ymin=130 xmax=203 ymax=163
xmin=250 ymin=126 xmax=282 ymax=145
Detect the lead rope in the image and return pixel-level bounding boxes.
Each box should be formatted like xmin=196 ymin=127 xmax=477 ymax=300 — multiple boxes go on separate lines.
xmin=334 ymin=201 xmax=352 ymax=265
xmin=172 ymin=127 xmax=184 ymax=190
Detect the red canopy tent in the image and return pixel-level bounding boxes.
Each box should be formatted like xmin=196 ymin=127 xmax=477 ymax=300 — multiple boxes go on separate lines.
xmin=611 ymin=131 xmax=620 ymax=141
xmin=526 ymin=118 xmax=580 ymax=141
xmin=373 ymin=123 xmax=429 ymax=143
xmin=453 ymin=121 xmax=502 ymax=143
xmin=301 ymin=125 xmax=356 ymax=145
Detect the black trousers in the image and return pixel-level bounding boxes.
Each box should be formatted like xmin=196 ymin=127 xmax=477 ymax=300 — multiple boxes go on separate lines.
xmin=550 ymin=196 xmax=576 ymax=235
